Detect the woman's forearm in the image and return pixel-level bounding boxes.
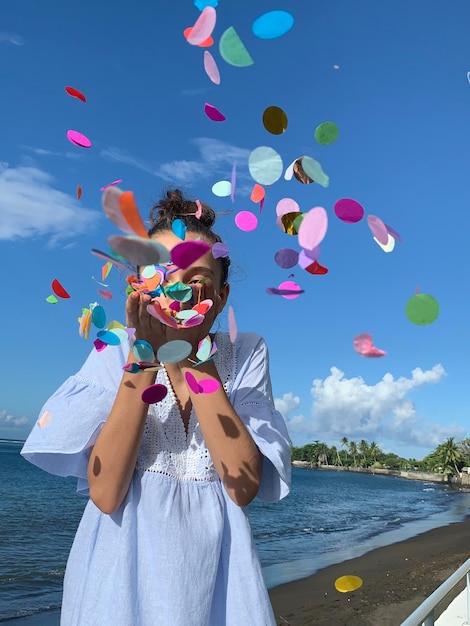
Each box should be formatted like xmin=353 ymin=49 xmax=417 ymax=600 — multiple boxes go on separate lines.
xmin=87 ymin=354 xmax=157 ymax=514
xmin=176 ymin=361 xmax=263 ymax=507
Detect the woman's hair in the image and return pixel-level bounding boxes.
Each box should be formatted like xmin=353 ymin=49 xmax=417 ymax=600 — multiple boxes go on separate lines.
xmin=148 ymin=189 xmax=230 ymax=286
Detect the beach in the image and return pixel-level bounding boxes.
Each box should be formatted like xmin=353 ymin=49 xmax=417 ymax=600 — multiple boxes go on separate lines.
xmin=3 ymin=517 xmax=469 ymax=626
xmin=269 ymin=515 xmax=470 ymax=625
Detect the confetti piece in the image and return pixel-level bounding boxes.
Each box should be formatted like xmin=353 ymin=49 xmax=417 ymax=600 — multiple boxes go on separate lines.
xmin=184 ymin=27 xmax=213 ymax=47
xmin=65 ymin=86 xmax=86 ymax=103
xmin=172 ymin=218 xmax=187 ymax=240
xmin=195 ymin=0 xmax=218 ymax=7
xmin=228 ymin=305 xmax=237 ymax=343
xmin=37 ymin=410 xmax=52 ymax=428
xmin=235 ymin=210 xmax=258 ymax=232
xmin=100 ymin=179 xmax=123 ymax=191
xmin=252 ymin=10 xmax=294 ymax=39
xmin=120 ymin=191 xmax=149 ymax=239
xmin=276 ymin=197 xmax=300 ymax=217
xmin=106 ymin=327 xmax=128 ymax=345
xmin=46 ymin=295 xmax=59 ymax=304
xmin=93 ymin=338 xmax=108 ymax=351
xmin=262 ymin=106 xmax=288 ymax=135
xmin=250 ymin=184 xmax=265 ymax=204
xmin=171 ymin=240 xmax=211 ymax=269
xmin=108 ymin=235 xmax=171 ymax=266
xmin=147 ymin=302 xmax=179 ymax=328
xmin=301 ymin=156 xmax=329 ymax=187
xmin=133 ymin=340 xmax=154 ymax=362
xmin=305 ymin=260 xmax=328 ymax=275
xmin=219 ymin=26 xmax=254 ymax=67
xmin=334 ymin=198 xmax=364 ymax=223
xmin=187 ymin=6 xmax=217 ymax=46
xmin=92 ymin=304 xmax=106 ymax=329
xmin=298 ymin=207 xmax=328 ymax=251
xmin=102 ymin=262 xmax=112 ymax=281
xmin=293 ymin=157 xmax=313 ymax=184
xmin=204 ymin=102 xmax=226 ymax=121
xmin=164 ymin=282 xmax=193 ymax=302
xmin=248 ymin=146 xmax=283 ymax=185
xmin=66 ymin=130 xmax=92 ymax=148
xmin=315 ymin=122 xmax=339 ymax=145
xmin=335 ymin=576 xmax=363 ymax=593
xmin=157 ymin=340 xmax=193 ymax=364
xmin=405 ymin=293 xmax=439 ymax=325
xmin=195 ymin=199 xmax=203 ymax=219
xmin=185 ymin=371 xmax=220 ymax=394
xmin=77 ymin=185 xmax=82 ymax=200
xmin=192 ymin=299 xmax=213 ymax=315
xmin=266 ymin=283 xmax=304 ymax=298
xmin=212 ymin=180 xmax=231 ymax=197
xmin=374 ymin=233 xmax=395 ymax=252
xmin=102 ymin=187 xmax=135 ymax=235
xmin=274 ymin=248 xmax=299 ymax=269
xmin=284 ymin=158 xmax=296 ymax=180
xmin=98 ymin=289 xmax=113 ymax=300
xmin=141 ymin=384 xmax=168 ymax=404
xmin=204 ymin=50 xmax=220 ymax=84
xmin=51 ymin=279 xmax=71 ymax=299
xmin=96 ymin=330 xmax=121 ymax=346
xmin=231 ymin=162 xmax=236 ymax=203
xmin=212 ymin=242 xmax=230 ymax=259
xmin=384 ymin=223 xmax=403 ymax=243
xmin=280 ymin=212 xmax=303 ymax=235
xmin=353 ymin=333 xmax=386 ymax=357
xmin=367 ymin=215 xmax=388 ymax=245
xmin=91 ymin=249 xmax=132 ymax=271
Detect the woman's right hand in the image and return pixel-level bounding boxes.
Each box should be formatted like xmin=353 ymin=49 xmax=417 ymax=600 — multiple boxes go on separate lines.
xmin=126 ymin=291 xmax=168 ymax=354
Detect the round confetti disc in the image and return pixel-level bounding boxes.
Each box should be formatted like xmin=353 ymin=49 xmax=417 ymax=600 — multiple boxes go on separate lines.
xmin=315 ymin=122 xmax=339 ymax=145
xmin=293 ymin=158 xmax=313 ymax=184
xmin=298 ymin=207 xmax=328 ymax=251
xmin=92 ymin=305 xmax=107 ymax=329
xmin=219 ymin=26 xmax=254 ymax=67
xmin=301 ymin=156 xmax=329 ymax=187
xmin=252 ymin=10 xmax=294 ymax=40
xmin=274 ymin=248 xmax=299 ymax=269
xmin=334 ymin=198 xmax=365 ymax=223
xmin=248 ymin=146 xmax=283 ymax=185
xmin=276 ymin=197 xmax=300 ymax=217
xmin=334 ymin=576 xmax=363 ymax=593
xmin=204 ymin=50 xmax=220 ymax=84
xmin=187 ymin=6 xmax=217 ymax=46
xmin=96 ymin=330 xmax=121 ymax=346
xmin=157 ymin=340 xmax=192 ymax=363
xmin=141 ymin=384 xmax=168 ymax=404
xmin=279 ymin=280 xmax=302 ymax=300
xmin=405 ymin=293 xmax=439 ymax=325
xmin=367 ymin=215 xmax=389 ymax=245
xmin=212 ymin=180 xmax=231 ymax=197
xmin=262 ymin=106 xmax=288 ymax=135
xmin=235 ymin=211 xmax=258 ymax=232
xmin=133 ymin=340 xmax=154 ymax=362
xmin=66 ymin=130 xmax=92 ymax=148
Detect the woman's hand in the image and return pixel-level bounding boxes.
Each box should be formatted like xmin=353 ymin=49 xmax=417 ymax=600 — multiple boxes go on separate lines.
xmin=126 ymin=291 xmax=169 ymax=354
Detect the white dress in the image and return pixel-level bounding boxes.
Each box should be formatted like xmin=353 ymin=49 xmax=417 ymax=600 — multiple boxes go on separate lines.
xmin=21 ymin=331 xmax=291 ymax=626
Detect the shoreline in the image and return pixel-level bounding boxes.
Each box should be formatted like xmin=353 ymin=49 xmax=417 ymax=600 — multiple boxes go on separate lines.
xmin=269 ymin=514 xmax=470 ymax=625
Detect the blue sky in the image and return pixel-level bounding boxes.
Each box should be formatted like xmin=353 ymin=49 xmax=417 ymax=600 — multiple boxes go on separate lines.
xmin=1 ymin=0 xmax=469 ymax=459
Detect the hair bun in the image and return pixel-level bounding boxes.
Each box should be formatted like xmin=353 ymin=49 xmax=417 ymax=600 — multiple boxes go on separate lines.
xmin=154 ymin=188 xmax=216 ymax=229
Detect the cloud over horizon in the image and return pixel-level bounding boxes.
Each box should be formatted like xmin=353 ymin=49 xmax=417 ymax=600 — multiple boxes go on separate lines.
xmin=0 ymin=163 xmax=100 ymax=243
xmin=275 ymin=365 xmax=467 ymax=452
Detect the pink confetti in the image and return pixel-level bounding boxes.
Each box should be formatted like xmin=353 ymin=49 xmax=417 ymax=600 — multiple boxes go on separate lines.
xmin=98 ymin=289 xmax=113 ymax=300
xmin=334 ymin=198 xmax=364 ymax=223
xmin=228 ymin=305 xmax=237 ymax=343
xmin=171 ymin=240 xmax=211 ymax=269
xmin=384 ymin=222 xmax=403 ymax=243
xmin=367 ymin=215 xmax=388 ymax=245
xmin=204 ymin=50 xmax=221 ymax=84
xmin=185 ymin=371 xmax=220 ymax=394
xmin=353 ymin=333 xmax=387 ymax=358
xmin=66 ymin=130 xmax=92 ymax=148
xmin=231 ymin=162 xmax=236 ymax=203
xmin=147 ymin=302 xmax=179 ymax=328
xmin=298 ymin=207 xmax=328 ymax=251
xmin=100 ymin=179 xmax=123 ymax=192
xmin=187 ymin=6 xmax=217 ymax=45
xmin=204 ymin=102 xmax=226 ymax=122
xmin=141 ymin=384 xmax=168 ymax=404
xmin=195 ymin=199 xmax=203 ymax=219
xmin=37 ymin=410 xmax=52 ymax=428
xmin=235 ymin=211 xmax=258 ymax=232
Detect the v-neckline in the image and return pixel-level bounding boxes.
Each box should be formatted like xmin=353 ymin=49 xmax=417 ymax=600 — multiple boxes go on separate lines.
xmin=161 ymin=365 xmax=194 ymax=440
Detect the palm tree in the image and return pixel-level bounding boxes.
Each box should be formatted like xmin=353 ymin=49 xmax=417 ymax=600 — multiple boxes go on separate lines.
xmin=369 ymin=441 xmax=381 ymax=463
xmin=348 ymin=441 xmax=358 ymax=467
xmin=442 ymin=437 xmax=462 ymax=476
xmin=330 ymin=445 xmax=342 ymax=466
xmin=317 ymin=442 xmax=329 ymax=465
xmin=359 ymin=439 xmax=369 ymax=466
xmin=341 ymin=437 xmax=349 ymax=464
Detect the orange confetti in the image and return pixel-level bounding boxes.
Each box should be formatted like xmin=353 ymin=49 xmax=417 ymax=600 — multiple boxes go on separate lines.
xmin=77 ymin=185 xmax=82 ymax=200
xmin=119 ymin=191 xmax=149 ymax=239
xmin=183 ymin=27 xmax=214 ymax=47
xmin=102 ymin=261 xmax=112 ymax=281
xmin=250 ymin=184 xmax=265 ymax=204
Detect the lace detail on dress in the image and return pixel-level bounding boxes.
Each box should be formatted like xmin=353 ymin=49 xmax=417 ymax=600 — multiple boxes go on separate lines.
xmin=135 ymin=332 xmax=236 ymax=482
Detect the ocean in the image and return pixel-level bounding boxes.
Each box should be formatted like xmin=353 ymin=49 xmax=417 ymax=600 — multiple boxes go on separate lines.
xmin=2 ymin=439 xmax=470 ymax=622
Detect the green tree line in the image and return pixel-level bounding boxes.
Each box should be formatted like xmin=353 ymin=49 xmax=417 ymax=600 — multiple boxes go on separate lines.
xmin=291 ymin=437 xmax=470 ymax=476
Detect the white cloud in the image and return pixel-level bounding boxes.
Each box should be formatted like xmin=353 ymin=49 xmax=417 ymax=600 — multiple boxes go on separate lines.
xmin=275 ymin=392 xmax=301 ymax=417
xmin=0 ymin=163 xmax=100 ymax=242
xmin=277 ymin=365 xmax=466 ymax=450
xmin=0 ymin=32 xmax=24 ymax=45
xmin=0 ymin=409 xmax=28 ymax=427
xmin=101 ymin=138 xmax=252 ymax=188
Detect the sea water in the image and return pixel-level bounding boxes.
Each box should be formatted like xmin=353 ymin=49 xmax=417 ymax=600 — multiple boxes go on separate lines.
xmin=2 ymin=440 xmax=470 ymax=621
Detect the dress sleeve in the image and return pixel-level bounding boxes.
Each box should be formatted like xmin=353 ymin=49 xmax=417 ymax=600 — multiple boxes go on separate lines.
xmin=21 ymin=344 xmax=126 ymax=495
xmin=230 ymin=333 xmax=291 ymax=503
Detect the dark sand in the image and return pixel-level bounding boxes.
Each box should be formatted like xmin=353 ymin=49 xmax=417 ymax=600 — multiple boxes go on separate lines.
xmin=269 ymin=515 xmax=470 ymax=625
xmin=4 ymin=518 xmax=470 ymax=625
